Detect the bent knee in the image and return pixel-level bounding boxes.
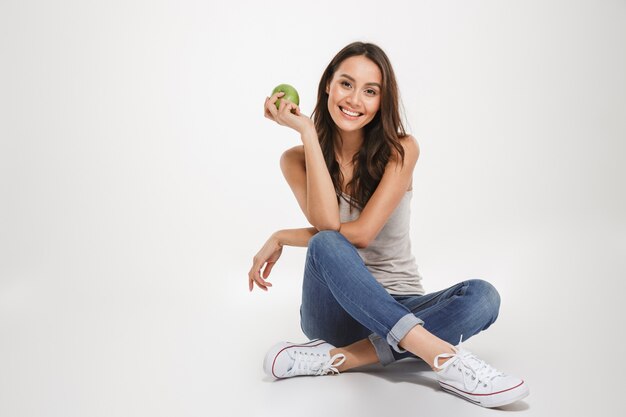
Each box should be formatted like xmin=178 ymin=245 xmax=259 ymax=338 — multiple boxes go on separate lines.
xmin=469 ymin=279 xmax=501 ymax=321
xmin=308 ymin=230 xmax=345 ymax=252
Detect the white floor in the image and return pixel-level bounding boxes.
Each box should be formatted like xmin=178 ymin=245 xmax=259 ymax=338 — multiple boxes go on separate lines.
xmin=2 ymin=229 xmax=623 ymax=417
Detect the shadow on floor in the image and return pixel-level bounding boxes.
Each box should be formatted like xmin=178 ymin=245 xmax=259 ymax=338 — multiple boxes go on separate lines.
xmin=348 ymin=358 xmax=441 ymax=392
xmin=348 ymin=358 xmax=531 ymax=412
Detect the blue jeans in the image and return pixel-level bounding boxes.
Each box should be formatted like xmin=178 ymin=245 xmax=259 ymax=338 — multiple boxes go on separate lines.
xmin=300 ymin=231 xmax=501 ymax=366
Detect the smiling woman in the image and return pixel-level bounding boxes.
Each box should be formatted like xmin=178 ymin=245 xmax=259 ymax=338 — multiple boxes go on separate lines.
xmin=326 ymin=60 xmax=382 ymax=130
xmin=251 ymin=41 xmax=529 ymax=409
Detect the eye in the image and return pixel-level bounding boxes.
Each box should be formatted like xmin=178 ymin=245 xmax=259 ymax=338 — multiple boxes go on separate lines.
xmin=365 ymin=88 xmax=377 ymax=96
xmin=341 ymin=80 xmax=352 ymax=88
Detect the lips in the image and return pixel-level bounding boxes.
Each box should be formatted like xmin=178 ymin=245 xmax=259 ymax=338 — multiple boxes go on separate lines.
xmin=339 ymin=106 xmax=363 ymax=117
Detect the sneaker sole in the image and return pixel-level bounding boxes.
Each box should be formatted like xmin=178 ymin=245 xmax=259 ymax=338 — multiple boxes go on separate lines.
xmin=439 ymin=379 xmax=529 ymax=408
xmin=263 ymin=339 xmax=326 ymax=379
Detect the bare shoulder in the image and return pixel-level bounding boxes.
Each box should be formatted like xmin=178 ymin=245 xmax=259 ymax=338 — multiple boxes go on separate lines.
xmin=402 ymin=134 xmax=420 ymax=156
xmin=279 ymin=145 xmax=306 ymax=190
xmin=391 ymin=134 xmax=420 ymax=164
xmin=280 ymin=145 xmax=305 ymax=168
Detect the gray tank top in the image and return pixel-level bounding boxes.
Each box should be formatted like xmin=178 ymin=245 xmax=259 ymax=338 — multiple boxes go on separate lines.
xmin=339 ymin=190 xmax=425 ymax=295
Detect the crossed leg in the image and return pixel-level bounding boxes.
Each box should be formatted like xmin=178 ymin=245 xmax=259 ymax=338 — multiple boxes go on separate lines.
xmin=300 ymin=231 xmax=500 ymax=371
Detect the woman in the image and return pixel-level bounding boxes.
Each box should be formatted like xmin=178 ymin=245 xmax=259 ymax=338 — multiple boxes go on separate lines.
xmin=248 ymin=42 xmax=529 ymax=408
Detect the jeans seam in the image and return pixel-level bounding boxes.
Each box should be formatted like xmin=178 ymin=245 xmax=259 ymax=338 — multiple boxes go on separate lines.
xmin=412 ymin=293 xmax=460 ymax=319
xmin=407 ymin=281 xmax=470 ymax=316
xmin=305 ymin=253 xmax=328 ymax=286
xmin=312 ymin=244 xmax=394 ymax=337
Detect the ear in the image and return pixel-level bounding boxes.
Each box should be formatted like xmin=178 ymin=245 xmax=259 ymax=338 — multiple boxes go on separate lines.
xmin=325 ymin=82 xmax=330 ymax=94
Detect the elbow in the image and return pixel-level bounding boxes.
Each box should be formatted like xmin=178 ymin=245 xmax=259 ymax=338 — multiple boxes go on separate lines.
xmin=353 ymin=228 xmax=376 ymax=248
xmin=352 ymin=235 xmax=373 ymax=249
xmin=314 ymin=221 xmax=341 ymax=232
xmin=334 ymin=222 xmax=374 ymax=248
xmin=309 ymin=213 xmax=340 ymax=232
xmin=344 ymin=228 xmax=374 ymax=249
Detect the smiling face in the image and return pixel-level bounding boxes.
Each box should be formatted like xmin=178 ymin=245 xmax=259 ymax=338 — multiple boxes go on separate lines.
xmin=325 ymin=55 xmax=382 ymax=136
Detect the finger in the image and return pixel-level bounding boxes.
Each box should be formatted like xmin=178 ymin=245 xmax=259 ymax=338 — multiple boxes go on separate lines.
xmin=274 ymin=100 xmax=293 ymax=126
xmin=270 ymin=91 xmax=285 ymax=101
xmin=251 ymin=274 xmax=267 ymax=291
xmin=278 ymin=97 xmax=298 ymax=116
xmin=263 ymin=97 xmax=272 ymax=119
xmin=278 ymin=95 xmax=291 ymax=112
xmin=266 ymin=97 xmax=280 ymax=119
xmin=250 ymin=268 xmax=269 ymax=291
xmin=263 ymin=262 xmax=276 ymax=279
xmin=268 ymin=92 xmax=285 ymax=111
xmin=260 ymin=273 xmax=273 ymax=287
xmin=248 ymin=270 xmax=258 ymax=292
xmin=278 ymin=99 xmax=294 ymax=119
xmin=248 ymin=266 xmax=267 ymax=291
xmin=248 ymin=271 xmax=256 ymax=292
xmin=257 ymin=278 xmax=268 ymax=291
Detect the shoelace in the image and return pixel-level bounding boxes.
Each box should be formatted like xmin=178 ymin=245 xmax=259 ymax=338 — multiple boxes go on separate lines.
xmin=433 ymin=336 xmax=505 ymax=390
xmin=286 ymin=350 xmax=347 ymax=377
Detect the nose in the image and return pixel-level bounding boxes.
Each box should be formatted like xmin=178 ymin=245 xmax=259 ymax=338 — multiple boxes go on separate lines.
xmin=346 ymin=89 xmax=362 ymax=109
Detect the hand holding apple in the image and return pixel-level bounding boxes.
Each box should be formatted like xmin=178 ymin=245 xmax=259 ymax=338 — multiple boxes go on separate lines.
xmin=271 ymin=84 xmax=299 ymax=110
xmin=264 ymin=84 xmax=314 ymax=136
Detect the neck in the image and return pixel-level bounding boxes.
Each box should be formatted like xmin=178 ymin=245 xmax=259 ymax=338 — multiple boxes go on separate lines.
xmin=335 ymin=129 xmax=364 ymax=163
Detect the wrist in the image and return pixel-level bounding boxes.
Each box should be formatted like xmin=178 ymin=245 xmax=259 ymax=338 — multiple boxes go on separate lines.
xmin=271 ymin=231 xmax=284 ymax=248
xmin=299 ymin=124 xmax=317 ymax=143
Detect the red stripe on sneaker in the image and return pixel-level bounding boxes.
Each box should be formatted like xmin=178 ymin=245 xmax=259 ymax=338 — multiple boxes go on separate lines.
xmin=439 ymin=380 xmax=525 ymax=396
xmin=271 ymin=340 xmax=327 ymax=379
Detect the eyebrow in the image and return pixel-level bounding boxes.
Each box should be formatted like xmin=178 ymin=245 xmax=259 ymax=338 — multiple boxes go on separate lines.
xmin=339 ymin=74 xmax=381 ymax=89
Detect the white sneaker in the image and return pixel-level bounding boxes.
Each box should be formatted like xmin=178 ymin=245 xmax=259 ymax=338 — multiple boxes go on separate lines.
xmin=433 ymin=339 xmax=529 ymax=408
xmin=263 ymin=339 xmax=347 ymax=379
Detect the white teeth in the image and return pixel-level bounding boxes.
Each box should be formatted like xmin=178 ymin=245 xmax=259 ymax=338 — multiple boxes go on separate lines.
xmin=340 ymin=107 xmax=361 ymax=117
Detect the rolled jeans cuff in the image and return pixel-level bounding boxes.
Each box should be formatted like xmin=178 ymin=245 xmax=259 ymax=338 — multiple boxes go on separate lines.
xmin=368 ymin=313 xmax=424 ymax=366
xmin=368 ymin=334 xmax=396 ymax=366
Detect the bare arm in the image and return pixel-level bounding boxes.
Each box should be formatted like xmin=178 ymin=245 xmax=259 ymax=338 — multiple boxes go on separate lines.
xmin=251 ymin=95 xmax=340 ymax=292
xmin=281 ymin=135 xmax=420 ymax=249
xmin=248 ymin=227 xmax=318 ymax=292
xmin=280 ymin=142 xmax=341 ymax=232
xmin=340 ymin=135 xmax=420 ymax=247
xmin=273 ymin=227 xmax=319 ymax=247
xmin=300 ymin=130 xmax=340 ymax=231
xmin=251 ymin=94 xmax=357 ymax=292
xmin=264 ymin=93 xmax=339 ymax=231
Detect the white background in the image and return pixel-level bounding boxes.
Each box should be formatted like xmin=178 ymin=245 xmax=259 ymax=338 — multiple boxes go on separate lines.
xmin=1 ymin=0 xmax=625 ymax=416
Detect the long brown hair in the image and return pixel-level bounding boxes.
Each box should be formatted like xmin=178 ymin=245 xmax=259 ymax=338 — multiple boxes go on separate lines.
xmin=311 ymin=42 xmax=408 ymax=210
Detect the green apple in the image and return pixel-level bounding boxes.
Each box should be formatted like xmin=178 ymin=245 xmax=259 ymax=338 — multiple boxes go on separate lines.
xmin=271 ymin=84 xmax=300 ymax=111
